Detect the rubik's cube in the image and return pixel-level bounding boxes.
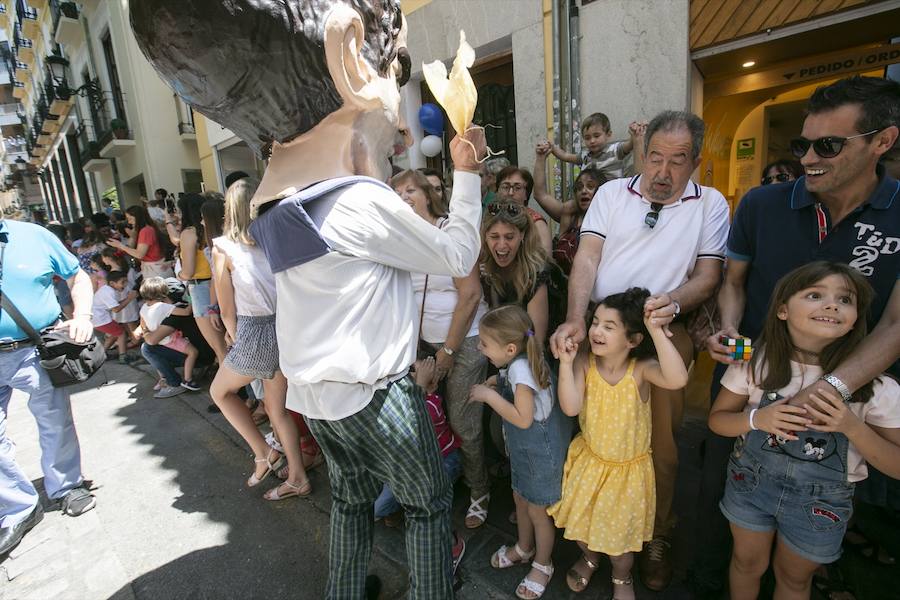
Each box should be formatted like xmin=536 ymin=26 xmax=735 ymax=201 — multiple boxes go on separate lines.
xmin=720 ymin=336 xmax=753 ymax=361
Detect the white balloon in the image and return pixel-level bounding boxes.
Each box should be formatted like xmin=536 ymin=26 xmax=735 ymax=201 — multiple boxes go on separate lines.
xmin=420 ymin=135 xmax=443 ymax=157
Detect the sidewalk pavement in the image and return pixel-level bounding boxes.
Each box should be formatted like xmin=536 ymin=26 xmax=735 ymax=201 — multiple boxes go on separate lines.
xmin=1 ymin=360 xmax=896 ymax=599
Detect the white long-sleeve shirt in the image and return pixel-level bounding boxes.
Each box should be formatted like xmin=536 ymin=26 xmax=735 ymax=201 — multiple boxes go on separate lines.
xmin=250 ymin=171 xmax=482 ymax=420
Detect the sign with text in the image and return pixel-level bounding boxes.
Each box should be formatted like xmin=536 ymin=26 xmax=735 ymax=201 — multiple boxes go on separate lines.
xmin=706 ymin=43 xmax=900 ymax=98
xmin=736 ymin=138 xmax=755 ymax=160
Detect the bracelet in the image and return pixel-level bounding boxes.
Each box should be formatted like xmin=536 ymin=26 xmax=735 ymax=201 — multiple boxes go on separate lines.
xmin=821 ymin=373 xmax=853 ymax=403
xmin=749 ymin=408 xmax=759 ymax=431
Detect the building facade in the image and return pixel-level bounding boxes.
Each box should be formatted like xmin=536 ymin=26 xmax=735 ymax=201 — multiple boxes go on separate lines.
xmin=173 ymin=1 xmax=900 ymax=206
xmin=0 ymin=0 xmax=203 ymax=223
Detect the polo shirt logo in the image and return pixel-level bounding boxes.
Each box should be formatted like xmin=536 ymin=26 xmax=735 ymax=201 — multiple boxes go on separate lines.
xmin=851 ymin=222 xmax=900 ymax=276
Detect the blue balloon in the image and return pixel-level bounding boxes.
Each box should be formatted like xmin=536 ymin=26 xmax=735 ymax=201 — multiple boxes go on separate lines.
xmin=418 ymin=103 xmax=444 ymax=136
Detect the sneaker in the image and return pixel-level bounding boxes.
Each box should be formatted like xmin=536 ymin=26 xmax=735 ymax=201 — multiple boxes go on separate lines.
xmin=181 ymin=379 xmax=201 ymax=391
xmin=154 ymin=385 xmax=185 ymax=399
xmin=639 ymin=537 xmax=673 ymax=591
xmin=451 ymin=532 xmax=466 ymax=576
xmin=60 ymin=486 xmax=96 ymax=517
xmin=118 ymin=353 xmax=139 ymax=365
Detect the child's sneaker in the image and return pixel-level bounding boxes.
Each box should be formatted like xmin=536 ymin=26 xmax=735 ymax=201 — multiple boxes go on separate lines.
xmin=180 ymin=379 xmax=202 ymax=392
xmin=451 ymin=532 xmax=466 ymax=575
xmin=154 ymin=385 xmax=185 ymax=399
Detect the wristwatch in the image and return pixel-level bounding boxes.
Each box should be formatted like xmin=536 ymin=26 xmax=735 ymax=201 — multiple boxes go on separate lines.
xmin=821 ymin=373 xmax=853 ymax=403
xmin=441 ymin=346 xmax=455 ymax=357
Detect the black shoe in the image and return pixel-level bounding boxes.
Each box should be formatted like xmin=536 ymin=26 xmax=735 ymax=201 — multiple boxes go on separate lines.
xmin=365 ymin=574 xmax=382 ymax=600
xmin=0 ymin=504 xmax=44 ymax=556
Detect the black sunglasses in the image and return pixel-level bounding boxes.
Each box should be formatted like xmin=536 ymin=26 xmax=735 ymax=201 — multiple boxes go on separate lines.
xmin=761 ymin=172 xmax=792 ymax=185
xmin=487 ymin=202 xmax=522 ymax=217
xmin=789 ymin=129 xmax=881 ymax=159
xmin=644 ymin=202 xmax=663 ymax=229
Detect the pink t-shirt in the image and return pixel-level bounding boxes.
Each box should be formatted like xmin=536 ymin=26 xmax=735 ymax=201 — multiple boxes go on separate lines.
xmin=721 ymin=360 xmax=900 ymax=482
xmin=425 ymin=393 xmax=460 ymax=457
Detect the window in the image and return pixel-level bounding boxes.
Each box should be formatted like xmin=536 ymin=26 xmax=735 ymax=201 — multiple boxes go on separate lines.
xmin=101 ymin=31 xmax=126 ymax=121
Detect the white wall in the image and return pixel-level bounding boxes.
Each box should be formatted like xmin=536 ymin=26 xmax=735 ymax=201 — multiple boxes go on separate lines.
xmin=578 ymin=0 xmax=691 ymax=136
xmin=403 ymin=0 xmax=545 ymax=167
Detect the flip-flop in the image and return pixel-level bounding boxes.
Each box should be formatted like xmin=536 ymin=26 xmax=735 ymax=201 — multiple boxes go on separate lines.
xmin=263 ymin=479 xmax=311 ymax=501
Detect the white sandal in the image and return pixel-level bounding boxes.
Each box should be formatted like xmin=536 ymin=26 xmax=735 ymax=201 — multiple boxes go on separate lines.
xmin=491 ymin=543 xmax=535 ymax=569
xmin=516 ymin=561 xmax=554 ymax=599
xmin=246 ymin=449 xmax=284 ymax=487
xmin=465 ymin=493 xmax=490 ymax=529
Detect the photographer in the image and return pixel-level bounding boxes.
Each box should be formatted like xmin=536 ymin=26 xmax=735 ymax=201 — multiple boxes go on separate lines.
xmin=0 ymin=218 xmax=97 ymax=557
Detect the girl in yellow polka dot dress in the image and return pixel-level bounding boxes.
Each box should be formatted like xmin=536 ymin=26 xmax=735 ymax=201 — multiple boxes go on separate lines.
xmin=548 ymin=288 xmax=688 ymax=599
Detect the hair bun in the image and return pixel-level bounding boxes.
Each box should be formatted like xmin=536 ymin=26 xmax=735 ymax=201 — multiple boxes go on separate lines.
xmin=622 ymin=287 xmax=651 ymax=306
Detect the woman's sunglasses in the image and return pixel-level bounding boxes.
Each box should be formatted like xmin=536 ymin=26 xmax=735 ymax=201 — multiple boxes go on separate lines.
xmin=789 ymin=129 xmax=881 ymax=159
xmin=761 ymin=172 xmax=792 ymax=185
xmin=487 ymin=202 xmax=522 ymax=217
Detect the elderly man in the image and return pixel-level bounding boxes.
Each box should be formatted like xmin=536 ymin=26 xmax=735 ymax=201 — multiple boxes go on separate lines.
xmin=690 ymin=75 xmax=900 ymax=598
xmin=551 ymin=110 xmax=730 ymax=591
xmin=0 ymin=218 xmax=97 ymax=557
xmin=131 ymin=2 xmax=484 ymax=598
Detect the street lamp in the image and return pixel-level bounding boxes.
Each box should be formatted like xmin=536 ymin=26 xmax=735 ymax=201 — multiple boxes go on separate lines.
xmin=46 ymin=54 xmax=71 ymax=99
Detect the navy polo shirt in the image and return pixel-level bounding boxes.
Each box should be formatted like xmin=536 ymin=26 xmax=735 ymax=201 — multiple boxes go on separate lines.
xmin=728 ymin=167 xmax=899 ymax=345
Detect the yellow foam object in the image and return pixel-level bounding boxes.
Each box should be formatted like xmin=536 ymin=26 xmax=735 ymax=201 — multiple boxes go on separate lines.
xmin=422 ymin=31 xmax=477 ymax=135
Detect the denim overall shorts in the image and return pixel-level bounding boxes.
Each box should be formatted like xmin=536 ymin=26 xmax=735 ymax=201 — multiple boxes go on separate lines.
xmin=498 ymin=371 xmax=573 ymax=506
xmin=719 ymin=391 xmax=854 ymax=564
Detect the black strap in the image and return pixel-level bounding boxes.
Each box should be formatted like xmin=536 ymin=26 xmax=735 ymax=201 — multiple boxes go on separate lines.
xmin=0 ymin=240 xmax=45 ymax=347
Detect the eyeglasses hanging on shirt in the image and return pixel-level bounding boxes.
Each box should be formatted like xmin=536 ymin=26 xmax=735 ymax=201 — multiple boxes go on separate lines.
xmin=644 ymin=202 xmax=664 ymax=229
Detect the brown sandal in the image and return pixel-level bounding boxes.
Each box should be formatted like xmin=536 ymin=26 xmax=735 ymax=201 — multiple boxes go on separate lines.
xmin=567 ymin=554 xmax=600 ymax=593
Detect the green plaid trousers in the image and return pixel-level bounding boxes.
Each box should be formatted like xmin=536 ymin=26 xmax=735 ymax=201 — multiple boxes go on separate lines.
xmin=306 ymin=376 xmax=454 ymax=599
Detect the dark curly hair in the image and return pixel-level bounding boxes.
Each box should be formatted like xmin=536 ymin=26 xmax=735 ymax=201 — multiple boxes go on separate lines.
xmin=130 ymin=0 xmax=407 ymax=158
xmin=597 ymin=287 xmax=654 ymax=359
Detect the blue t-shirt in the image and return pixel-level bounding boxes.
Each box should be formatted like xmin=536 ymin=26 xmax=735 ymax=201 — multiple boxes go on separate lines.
xmin=0 ymin=219 xmax=80 ymax=341
xmin=727 ymin=168 xmax=899 ymax=373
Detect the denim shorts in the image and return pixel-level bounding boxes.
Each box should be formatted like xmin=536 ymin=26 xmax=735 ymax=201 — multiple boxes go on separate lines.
xmin=503 ymin=402 xmax=572 ymax=506
xmin=720 ymin=448 xmax=854 ymax=564
xmin=187 ymin=280 xmax=213 ymax=317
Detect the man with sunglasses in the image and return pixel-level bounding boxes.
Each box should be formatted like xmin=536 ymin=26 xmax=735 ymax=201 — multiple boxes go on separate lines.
xmin=693 ymin=75 xmax=900 ymax=597
xmin=550 ymin=110 xmax=730 ymax=591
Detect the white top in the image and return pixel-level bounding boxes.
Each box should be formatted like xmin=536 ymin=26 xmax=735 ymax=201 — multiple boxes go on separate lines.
xmin=212 ymin=236 xmax=276 ymax=316
xmin=581 ymin=141 xmax=629 ymax=179
xmin=504 ymin=356 xmax=553 ymax=423
xmin=721 ymin=360 xmax=900 ymax=483
xmin=272 ymin=171 xmax=482 ymax=420
xmin=114 ymin=269 xmax=140 ymax=323
xmin=139 ymin=301 xmax=176 ymax=346
xmin=412 ymin=219 xmax=487 ymax=342
xmin=581 ymin=175 xmax=729 ymax=302
xmin=148 ymin=206 xmax=167 ymax=223
xmin=91 ymin=285 xmax=119 ymax=327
